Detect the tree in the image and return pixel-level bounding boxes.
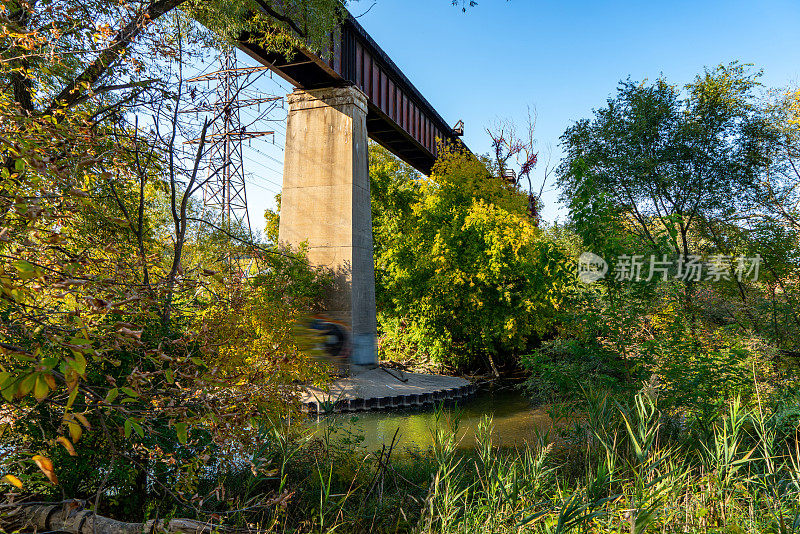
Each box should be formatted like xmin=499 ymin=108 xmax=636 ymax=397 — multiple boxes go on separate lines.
xmin=0 ymin=0 xmax=337 ymax=520
xmin=558 ymin=64 xmax=773 ymax=312
xmin=371 ymin=144 xmax=574 ymax=374
xmin=0 ymin=0 xmax=345 ymax=115
xmin=486 ymin=109 xmax=545 ymax=224
xmin=552 ymin=65 xmax=797 ymax=421
xmin=710 ymin=86 xmax=800 ymax=347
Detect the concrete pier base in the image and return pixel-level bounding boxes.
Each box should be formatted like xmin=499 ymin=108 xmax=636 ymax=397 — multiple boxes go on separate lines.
xmin=300 ymin=368 xmax=477 ymax=414
xmin=278 ymin=86 xmax=377 ymax=370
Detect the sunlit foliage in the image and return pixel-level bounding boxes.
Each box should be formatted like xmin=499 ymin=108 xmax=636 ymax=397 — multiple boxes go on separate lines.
xmin=371 ymin=144 xmax=574 ymax=372
xmin=0 ymin=0 xmax=336 ymax=513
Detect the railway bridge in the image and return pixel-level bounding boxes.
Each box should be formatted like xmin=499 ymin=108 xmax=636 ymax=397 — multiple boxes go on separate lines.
xmin=238 ymin=10 xmax=465 ymax=371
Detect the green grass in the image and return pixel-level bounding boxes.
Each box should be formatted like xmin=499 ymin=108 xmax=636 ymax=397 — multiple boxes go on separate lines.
xmin=191 ymin=387 xmax=800 ymax=534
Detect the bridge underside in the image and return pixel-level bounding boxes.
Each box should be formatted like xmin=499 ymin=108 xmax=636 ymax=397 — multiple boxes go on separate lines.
xmin=238 ymin=14 xmax=459 ymax=175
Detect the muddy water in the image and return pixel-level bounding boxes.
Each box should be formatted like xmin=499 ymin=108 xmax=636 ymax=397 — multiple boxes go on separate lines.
xmin=307 ymin=382 xmax=559 ymax=453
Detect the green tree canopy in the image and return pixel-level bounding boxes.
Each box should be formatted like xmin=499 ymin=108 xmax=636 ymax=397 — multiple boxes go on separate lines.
xmin=558 ymin=63 xmax=773 ymax=260
xmin=371 ymin=144 xmax=574 ymax=373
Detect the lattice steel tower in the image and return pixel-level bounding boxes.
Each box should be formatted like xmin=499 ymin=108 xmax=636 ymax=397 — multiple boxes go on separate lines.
xmin=186 ymin=47 xmax=280 ymax=231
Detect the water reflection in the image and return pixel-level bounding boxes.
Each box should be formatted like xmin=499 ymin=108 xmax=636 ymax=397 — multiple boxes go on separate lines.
xmin=307 ymin=383 xmax=557 ymax=453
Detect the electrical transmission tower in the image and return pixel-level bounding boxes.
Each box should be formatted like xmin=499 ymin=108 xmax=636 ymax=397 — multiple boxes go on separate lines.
xmin=184 ymin=47 xmax=282 ymax=232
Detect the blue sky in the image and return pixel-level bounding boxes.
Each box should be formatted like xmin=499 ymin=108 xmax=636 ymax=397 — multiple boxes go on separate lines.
xmin=240 ymin=0 xmax=800 ymax=229
xmin=355 ymin=0 xmax=800 ymax=222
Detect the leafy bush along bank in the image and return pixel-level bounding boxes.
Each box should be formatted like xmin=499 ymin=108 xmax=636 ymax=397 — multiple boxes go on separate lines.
xmin=113 ymin=386 xmax=797 ymax=534
xmin=371 ymin=145 xmax=574 ymax=373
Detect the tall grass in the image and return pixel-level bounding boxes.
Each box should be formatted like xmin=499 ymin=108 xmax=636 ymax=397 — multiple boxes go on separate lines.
xmin=201 ymin=386 xmax=799 ymax=533
xmin=414 ymin=387 xmax=800 ymax=534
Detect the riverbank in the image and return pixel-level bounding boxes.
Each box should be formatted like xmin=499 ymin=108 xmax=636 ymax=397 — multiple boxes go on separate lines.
xmin=204 ymin=386 xmax=800 ymax=533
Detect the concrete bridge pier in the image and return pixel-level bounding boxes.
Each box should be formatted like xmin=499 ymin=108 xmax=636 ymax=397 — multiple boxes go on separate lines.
xmin=278 ymin=85 xmax=378 ymax=373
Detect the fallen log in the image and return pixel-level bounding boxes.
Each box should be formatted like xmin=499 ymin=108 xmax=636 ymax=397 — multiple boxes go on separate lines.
xmin=1 ymin=501 xmax=251 ymax=534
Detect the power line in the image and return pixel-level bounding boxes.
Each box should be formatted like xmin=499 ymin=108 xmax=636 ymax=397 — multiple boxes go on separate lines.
xmin=249 ymin=145 xmax=285 ymax=168
xmin=185 ymin=47 xmax=283 ymax=233
xmin=242 ymin=156 xmax=284 ymax=183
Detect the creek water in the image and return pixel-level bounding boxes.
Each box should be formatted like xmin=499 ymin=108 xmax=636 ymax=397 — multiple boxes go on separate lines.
xmin=306 ymin=382 xmax=559 ymax=453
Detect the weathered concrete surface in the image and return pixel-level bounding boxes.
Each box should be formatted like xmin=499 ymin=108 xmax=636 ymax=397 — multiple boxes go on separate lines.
xmin=300 ymin=368 xmax=476 ymax=413
xmin=278 ymin=86 xmax=377 ymax=370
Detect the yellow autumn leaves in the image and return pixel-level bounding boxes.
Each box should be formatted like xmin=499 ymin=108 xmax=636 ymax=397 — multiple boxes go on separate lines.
xmin=0 ymin=408 xmax=90 ymax=489
xmin=32 ymin=455 xmax=57 ymax=485
xmin=2 ymin=474 xmax=22 ymax=489
xmin=1 ymin=454 xmax=57 ymax=489
xmin=788 ymin=89 xmax=800 ymax=126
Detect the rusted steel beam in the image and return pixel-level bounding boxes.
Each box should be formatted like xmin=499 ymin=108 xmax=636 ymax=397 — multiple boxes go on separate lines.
xmin=236 ymin=8 xmax=465 ymax=175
